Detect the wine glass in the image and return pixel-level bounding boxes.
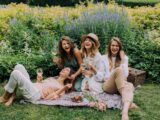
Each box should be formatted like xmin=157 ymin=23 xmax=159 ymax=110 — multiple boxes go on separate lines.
xmin=81 ymin=62 xmax=90 ymax=78
xmin=36 ymin=68 xmax=43 ymax=82
xmin=52 ymin=41 xmax=58 ymax=57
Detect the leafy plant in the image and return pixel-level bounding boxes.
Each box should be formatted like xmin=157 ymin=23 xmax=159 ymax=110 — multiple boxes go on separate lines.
xmin=63 ymin=6 xmax=132 ymax=54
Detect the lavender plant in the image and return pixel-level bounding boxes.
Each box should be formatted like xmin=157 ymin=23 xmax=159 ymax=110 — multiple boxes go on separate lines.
xmin=63 ymin=5 xmax=132 ymax=53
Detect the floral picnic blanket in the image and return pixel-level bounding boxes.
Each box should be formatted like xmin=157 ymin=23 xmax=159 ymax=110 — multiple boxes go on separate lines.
xmin=32 ymin=92 xmax=122 ymax=109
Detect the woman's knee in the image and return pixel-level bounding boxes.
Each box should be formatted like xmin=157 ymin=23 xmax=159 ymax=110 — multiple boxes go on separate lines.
xmin=102 ymin=83 xmax=107 ymax=92
xmin=11 ymin=70 xmax=21 ymax=79
xmin=14 ymin=64 xmax=25 ymax=70
xmin=115 ymin=67 xmax=123 ymax=75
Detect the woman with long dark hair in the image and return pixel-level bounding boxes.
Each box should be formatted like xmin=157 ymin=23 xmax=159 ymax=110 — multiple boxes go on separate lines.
xmin=53 ymin=36 xmax=83 ymax=91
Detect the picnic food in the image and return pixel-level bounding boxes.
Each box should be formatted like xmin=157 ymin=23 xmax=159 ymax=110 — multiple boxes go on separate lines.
xmin=71 ymin=95 xmax=82 ymax=103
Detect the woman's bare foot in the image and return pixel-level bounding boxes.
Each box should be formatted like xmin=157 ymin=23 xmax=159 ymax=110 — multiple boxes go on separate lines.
xmin=89 ymin=102 xmax=96 ymax=107
xmin=89 ymin=101 xmax=107 ymax=111
xmin=129 ymin=103 xmax=138 ymax=109
xmin=5 ymin=94 xmax=16 ymax=106
xmin=122 ymin=112 xmax=129 ymax=120
xmin=97 ymin=101 xmax=106 ymax=111
xmin=0 ymin=96 xmax=7 ymax=103
xmin=0 ymin=92 xmax=12 ymax=104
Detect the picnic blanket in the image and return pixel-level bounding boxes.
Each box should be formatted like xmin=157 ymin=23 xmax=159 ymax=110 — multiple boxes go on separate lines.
xmin=30 ymin=92 xmax=122 ymax=109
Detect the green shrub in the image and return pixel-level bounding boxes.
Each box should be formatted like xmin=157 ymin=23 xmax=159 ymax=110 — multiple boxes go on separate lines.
xmin=0 ymin=3 xmax=159 ymax=83
xmin=28 ymin=0 xmax=80 ymax=6
xmin=0 ymin=0 xmax=103 ymax=6
xmin=63 ymin=6 xmax=133 ymax=53
xmin=4 ymin=13 xmax=60 ymax=54
xmin=0 ymin=54 xmax=60 ymax=82
xmin=0 ymin=0 xmax=108 ymax=6
xmin=126 ymin=29 xmax=160 ymax=83
xmin=116 ymin=0 xmax=160 ymax=7
xmin=132 ymin=10 xmax=160 ymax=30
xmin=63 ymin=6 xmax=160 ymax=83
xmin=0 ymin=0 xmax=26 ymax=4
xmin=0 ymin=12 xmax=62 ymax=82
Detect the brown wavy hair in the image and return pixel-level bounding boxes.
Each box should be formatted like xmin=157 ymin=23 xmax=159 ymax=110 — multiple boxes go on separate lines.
xmin=107 ymin=37 xmax=122 ymax=71
xmin=58 ymin=36 xmax=75 ymax=65
xmin=81 ymin=36 xmax=98 ymax=58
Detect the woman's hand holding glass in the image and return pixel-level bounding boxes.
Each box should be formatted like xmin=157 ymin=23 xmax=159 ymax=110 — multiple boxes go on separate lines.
xmin=36 ymin=68 xmax=43 ymax=83
xmin=81 ymin=63 xmax=94 ymax=78
xmin=83 ymin=70 xmax=94 ymax=77
xmin=88 ymin=62 xmax=96 ymax=71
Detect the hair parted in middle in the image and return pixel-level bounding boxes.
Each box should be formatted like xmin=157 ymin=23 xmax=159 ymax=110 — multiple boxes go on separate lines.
xmin=58 ymin=36 xmax=75 ymax=64
xmin=107 ymin=37 xmax=123 ymax=71
xmin=81 ymin=33 xmax=100 ymax=58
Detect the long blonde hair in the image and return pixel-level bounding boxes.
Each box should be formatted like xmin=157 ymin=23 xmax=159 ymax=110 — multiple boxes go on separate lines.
xmin=107 ymin=37 xmax=122 ymax=71
xmin=81 ymin=37 xmax=98 ymax=58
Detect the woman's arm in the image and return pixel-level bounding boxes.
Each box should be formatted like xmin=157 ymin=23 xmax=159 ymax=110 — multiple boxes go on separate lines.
xmin=88 ymin=53 xmax=105 ymax=82
xmin=44 ymin=92 xmax=59 ymax=100
xmin=44 ymin=84 xmax=72 ymax=100
xmin=119 ymin=50 xmax=129 ymax=77
xmin=69 ymin=48 xmax=83 ymax=80
xmin=120 ymin=56 xmax=129 ymax=77
xmin=120 ymin=50 xmax=125 ymax=64
xmin=102 ymin=55 xmax=110 ymax=81
xmin=55 ymin=84 xmax=72 ymax=96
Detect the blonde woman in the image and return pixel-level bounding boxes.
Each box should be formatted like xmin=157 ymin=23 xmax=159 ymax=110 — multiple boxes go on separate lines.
xmin=102 ymin=37 xmax=138 ymax=120
xmin=81 ymin=33 xmax=105 ymax=94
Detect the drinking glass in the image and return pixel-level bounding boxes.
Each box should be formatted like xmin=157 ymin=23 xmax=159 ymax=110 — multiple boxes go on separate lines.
xmin=36 ymin=68 xmax=43 ymax=82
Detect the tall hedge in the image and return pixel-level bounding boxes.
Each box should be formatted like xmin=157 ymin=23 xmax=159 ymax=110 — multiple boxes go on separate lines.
xmin=63 ymin=6 xmax=133 ymax=53
xmin=116 ymin=0 xmax=160 ymax=7
xmin=0 ymin=0 xmax=108 ymax=6
xmin=0 ymin=3 xmax=159 ymax=83
xmin=62 ymin=6 xmax=160 ymax=83
xmin=0 ymin=0 xmax=27 ymax=4
xmin=0 ymin=12 xmax=61 ymax=82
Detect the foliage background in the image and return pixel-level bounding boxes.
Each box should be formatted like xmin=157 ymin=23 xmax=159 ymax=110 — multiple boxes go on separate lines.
xmin=0 ymin=0 xmax=159 ymax=7
xmin=116 ymin=0 xmax=160 ymax=7
xmin=0 ymin=0 xmax=108 ymax=6
xmin=0 ymin=2 xmax=159 ymax=83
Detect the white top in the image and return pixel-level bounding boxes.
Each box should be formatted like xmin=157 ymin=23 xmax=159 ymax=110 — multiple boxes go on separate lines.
xmin=102 ymin=54 xmax=129 ymax=80
xmin=82 ymin=52 xmax=105 ymax=94
xmin=111 ymin=57 xmax=116 ymax=71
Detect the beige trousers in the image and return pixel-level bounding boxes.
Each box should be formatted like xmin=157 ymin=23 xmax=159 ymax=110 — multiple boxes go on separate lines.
xmin=102 ymin=68 xmax=134 ymax=103
xmin=4 ymin=64 xmax=41 ymax=103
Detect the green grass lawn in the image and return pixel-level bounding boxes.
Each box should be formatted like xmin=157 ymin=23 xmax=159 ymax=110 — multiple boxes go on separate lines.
xmin=0 ymin=83 xmax=160 ymax=120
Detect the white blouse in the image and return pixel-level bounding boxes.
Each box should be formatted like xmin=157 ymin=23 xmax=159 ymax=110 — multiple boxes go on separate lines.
xmin=102 ymin=54 xmax=129 ymax=80
xmin=81 ymin=52 xmax=105 ymax=94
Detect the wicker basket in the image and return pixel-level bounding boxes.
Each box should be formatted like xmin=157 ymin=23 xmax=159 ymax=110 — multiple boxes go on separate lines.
xmin=127 ymin=67 xmax=146 ymax=87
